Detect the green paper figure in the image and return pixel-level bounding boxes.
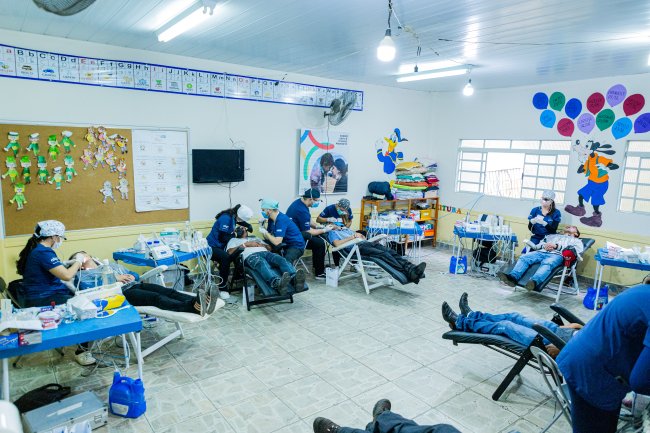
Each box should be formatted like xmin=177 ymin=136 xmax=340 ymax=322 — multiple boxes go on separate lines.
xmin=47 ymin=134 xmax=60 ymax=162
xmin=60 ymin=130 xmax=75 ymax=153
xmin=64 ymin=155 xmax=78 ymax=182
xmin=9 ymin=182 xmax=26 ymax=210
xmin=37 ymin=156 xmax=49 ymax=184
xmin=48 ymin=166 xmax=63 ymax=190
xmin=4 ymin=131 xmax=20 ymax=157
xmin=2 ymin=156 xmax=18 ymax=184
xmin=20 ymin=155 xmax=31 ymax=184
xmin=26 ymin=132 xmax=40 ymax=156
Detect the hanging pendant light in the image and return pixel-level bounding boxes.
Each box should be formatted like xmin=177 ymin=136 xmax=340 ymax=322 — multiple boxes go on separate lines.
xmin=463 ymin=78 xmax=474 ymax=96
xmin=377 ymin=0 xmax=396 ymax=62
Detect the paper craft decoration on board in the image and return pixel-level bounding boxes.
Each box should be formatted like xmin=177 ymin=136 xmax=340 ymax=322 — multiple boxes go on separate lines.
xmin=531 ymin=84 xmax=648 ymax=139
xmin=564 ymin=139 xmax=619 ymax=228
xmin=9 ymin=182 xmax=26 ymax=210
xmin=376 ymin=128 xmax=407 ymax=174
xmin=299 ymin=129 xmax=349 ymax=194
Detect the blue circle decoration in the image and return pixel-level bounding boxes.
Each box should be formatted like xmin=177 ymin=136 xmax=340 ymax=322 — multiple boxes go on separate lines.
xmin=540 ymin=109 xmax=556 ymax=128
xmin=533 ymin=92 xmax=549 ymax=110
xmin=565 ymin=98 xmax=583 ymax=119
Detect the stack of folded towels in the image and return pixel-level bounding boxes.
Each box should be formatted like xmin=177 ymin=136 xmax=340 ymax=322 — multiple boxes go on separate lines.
xmin=393 ymin=161 xmax=428 ymax=199
xmin=423 ymin=162 xmax=439 ymax=198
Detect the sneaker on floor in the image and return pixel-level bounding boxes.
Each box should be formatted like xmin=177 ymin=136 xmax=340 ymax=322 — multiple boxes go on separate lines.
xmin=441 ymin=302 xmax=458 ymax=330
xmin=293 ymin=269 xmax=307 ymax=292
xmin=74 ymin=351 xmax=96 ymax=366
xmin=459 ymin=292 xmax=472 ymax=316
xmin=313 ymin=417 xmax=340 ymax=433
xmin=314 ymin=273 xmax=326 ymax=281
xmin=498 ymin=271 xmax=517 ymax=288
xmin=372 ymin=399 xmax=391 ymax=422
xmin=525 ymin=279 xmax=537 ymax=292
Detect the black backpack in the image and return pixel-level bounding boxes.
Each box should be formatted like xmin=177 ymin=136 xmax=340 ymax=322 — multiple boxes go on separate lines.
xmin=13 ymin=383 xmax=71 ymax=413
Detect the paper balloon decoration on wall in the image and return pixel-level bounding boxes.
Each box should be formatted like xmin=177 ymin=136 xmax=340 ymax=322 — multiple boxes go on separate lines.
xmin=634 ymin=113 xmax=650 ymax=134
xmin=577 ymin=113 xmax=595 ymax=134
xmin=564 ymin=98 xmax=582 ymax=119
xmin=549 ymin=92 xmax=566 ymax=111
xmin=586 ymin=92 xmax=605 ymax=114
xmin=557 ymin=118 xmax=575 ymax=137
xmin=623 ymin=94 xmax=645 ymax=116
xmin=540 ymin=110 xmax=556 ymax=128
xmin=612 ymin=117 xmax=633 ymax=139
xmin=532 ymin=92 xmax=548 ymax=109
xmin=606 ymin=84 xmax=627 ymax=107
xmin=596 ymin=109 xmax=615 ymax=131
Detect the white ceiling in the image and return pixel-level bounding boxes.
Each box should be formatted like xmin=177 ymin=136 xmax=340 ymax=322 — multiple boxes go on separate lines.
xmin=1 ymin=0 xmax=650 ymax=92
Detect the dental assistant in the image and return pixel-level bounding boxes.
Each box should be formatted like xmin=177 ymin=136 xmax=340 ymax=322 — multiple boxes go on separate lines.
xmin=527 ymin=190 xmax=561 ymax=245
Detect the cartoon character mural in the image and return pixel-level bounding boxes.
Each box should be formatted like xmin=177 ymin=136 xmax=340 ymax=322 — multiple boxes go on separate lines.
xmin=36 ymin=156 xmax=49 ymax=184
xmin=60 ymin=130 xmax=75 ymax=153
xmin=564 ymin=140 xmax=619 ymax=227
xmin=376 ymin=128 xmax=407 ymax=174
xmin=26 ymin=132 xmax=40 ymax=156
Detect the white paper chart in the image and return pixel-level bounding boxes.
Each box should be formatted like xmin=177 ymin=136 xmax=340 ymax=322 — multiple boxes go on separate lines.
xmin=0 ymin=43 xmax=363 ymax=110
xmin=132 ymin=130 xmax=189 ymax=212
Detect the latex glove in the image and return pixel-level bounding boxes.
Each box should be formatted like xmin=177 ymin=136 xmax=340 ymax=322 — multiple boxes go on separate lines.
xmin=326 ymin=217 xmax=337 ymax=223
xmin=258 ymin=227 xmax=268 ymax=236
xmin=322 ymin=225 xmax=332 ymax=233
xmin=538 ymin=219 xmax=548 ymax=226
xmin=74 ymin=255 xmax=85 ymax=266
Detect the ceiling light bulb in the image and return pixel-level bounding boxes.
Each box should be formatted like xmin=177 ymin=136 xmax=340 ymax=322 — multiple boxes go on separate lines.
xmin=377 ymin=29 xmax=396 ymax=62
xmin=463 ymin=79 xmax=474 ymax=96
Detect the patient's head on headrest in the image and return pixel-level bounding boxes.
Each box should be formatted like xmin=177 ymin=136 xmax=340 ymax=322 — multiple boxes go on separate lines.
xmin=234 ymin=226 xmax=247 ymax=239
xmin=69 ymin=251 xmax=99 ymax=270
xmin=563 ymin=225 xmax=580 ymax=238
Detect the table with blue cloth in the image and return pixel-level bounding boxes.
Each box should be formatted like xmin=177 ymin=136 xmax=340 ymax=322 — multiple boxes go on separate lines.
xmin=592 ymin=248 xmax=650 ymax=311
xmin=0 ymin=306 xmax=143 ymax=400
xmin=452 ymin=226 xmax=519 ymax=274
xmin=366 ymin=224 xmax=424 ymax=262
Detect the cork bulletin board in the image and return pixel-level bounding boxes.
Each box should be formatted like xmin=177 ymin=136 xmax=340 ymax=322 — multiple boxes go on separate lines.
xmin=0 ymin=123 xmax=189 ymax=236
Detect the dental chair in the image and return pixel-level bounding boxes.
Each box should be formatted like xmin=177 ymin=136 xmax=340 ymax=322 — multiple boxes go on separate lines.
xmin=330 ymin=234 xmax=411 ymax=295
xmin=441 ymin=303 xmax=583 ymax=401
xmin=504 ymin=238 xmax=595 ymax=302
xmin=230 ymin=248 xmax=308 ymax=311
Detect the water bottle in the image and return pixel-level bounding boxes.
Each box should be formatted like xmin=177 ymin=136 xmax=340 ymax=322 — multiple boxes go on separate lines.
xmin=184 ymin=221 xmax=192 ymax=241
xmin=101 ymin=259 xmax=112 ymax=286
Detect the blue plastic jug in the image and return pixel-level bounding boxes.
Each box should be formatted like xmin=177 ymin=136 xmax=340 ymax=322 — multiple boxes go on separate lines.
xmin=109 ymin=372 xmax=146 ymax=418
xmin=449 ymin=255 xmax=467 ymax=274
xmin=583 ymin=285 xmax=609 ymax=310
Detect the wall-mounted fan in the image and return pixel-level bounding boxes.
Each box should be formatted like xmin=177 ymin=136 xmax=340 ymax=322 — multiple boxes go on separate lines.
xmin=324 ymin=91 xmax=357 ymax=126
xmin=32 ymin=0 xmax=96 ymax=16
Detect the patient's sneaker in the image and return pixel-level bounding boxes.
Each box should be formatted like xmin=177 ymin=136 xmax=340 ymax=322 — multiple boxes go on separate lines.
xmin=293 ymin=269 xmax=307 ymax=293
xmin=197 ymin=289 xmax=207 ymax=316
xmin=414 ymin=262 xmax=426 ymax=278
xmin=498 ymin=271 xmax=517 ymax=288
xmin=459 ymin=292 xmax=472 ymax=316
xmin=313 ymin=417 xmax=340 ymax=433
xmin=442 ymin=302 xmax=458 ymax=330
xmin=525 ymin=279 xmax=538 ymax=292
xmin=275 ymin=272 xmax=292 ymax=295
xmin=372 ymin=399 xmax=391 ymax=422
xmin=74 ymin=350 xmax=96 ymax=366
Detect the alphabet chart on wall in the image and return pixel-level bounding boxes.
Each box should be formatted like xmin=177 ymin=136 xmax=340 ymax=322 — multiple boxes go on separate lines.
xmin=131 ymin=130 xmax=189 ymax=212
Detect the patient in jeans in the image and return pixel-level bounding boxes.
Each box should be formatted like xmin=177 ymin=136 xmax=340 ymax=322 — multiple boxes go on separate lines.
xmin=442 ymin=292 xmax=583 ymax=357
xmin=226 ymin=227 xmax=306 ymax=295
xmin=71 ymin=252 xmax=214 ymax=316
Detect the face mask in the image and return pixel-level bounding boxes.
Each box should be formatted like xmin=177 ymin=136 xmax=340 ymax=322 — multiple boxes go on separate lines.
xmin=311 ymin=201 xmax=320 ymax=208
xmin=52 ymin=240 xmax=62 ymax=249
xmin=337 ymin=209 xmax=346 ymax=216
xmin=261 ymin=211 xmax=269 ymax=219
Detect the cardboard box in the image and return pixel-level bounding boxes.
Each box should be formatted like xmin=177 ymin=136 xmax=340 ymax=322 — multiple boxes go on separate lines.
xmin=0 ymin=332 xmax=18 ymax=350
xmin=420 ymin=209 xmax=432 ymax=220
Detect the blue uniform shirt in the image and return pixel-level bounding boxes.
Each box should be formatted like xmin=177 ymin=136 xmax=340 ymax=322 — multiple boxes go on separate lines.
xmin=22 ymin=243 xmax=68 ymax=299
xmin=268 ymin=212 xmax=305 ymax=249
xmin=528 ymin=207 xmax=561 ymax=243
xmin=286 ymin=198 xmax=312 ymax=232
xmin=207 ymin=214 xmax=235 ymax=249
xmin=557 ymin=284 xmax=650 ymax=411
xmin=319 ymin=204 xmax=353 ymax=222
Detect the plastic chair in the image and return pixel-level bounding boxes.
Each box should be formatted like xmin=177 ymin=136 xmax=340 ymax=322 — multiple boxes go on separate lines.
xmin=530 ymin=346 xmax=572 ymax=432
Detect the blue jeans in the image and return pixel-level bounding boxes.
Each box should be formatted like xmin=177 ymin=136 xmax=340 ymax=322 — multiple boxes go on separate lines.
xmin=568 ymin=385 xmax=620 ymax=433
xmin=509 ymin=251 xmax=563 ymax=285
xmin=244 ymin=251 xmax=296 ymax=288
xmin=456 ymin=311 xmax=560 ymax=347
xmin=339 ymin=410 xmax=461 ymax=433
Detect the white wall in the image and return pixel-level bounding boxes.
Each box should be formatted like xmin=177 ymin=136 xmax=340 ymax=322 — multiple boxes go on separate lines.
xmin=0 ymin=29 xmax=434 ymax=234
xmin=431 ymin=73 xmax=650 ymax=237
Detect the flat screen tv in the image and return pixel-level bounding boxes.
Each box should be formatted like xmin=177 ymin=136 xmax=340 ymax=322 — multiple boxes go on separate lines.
xmin=192 ymin=149 xmax=245 ymax=183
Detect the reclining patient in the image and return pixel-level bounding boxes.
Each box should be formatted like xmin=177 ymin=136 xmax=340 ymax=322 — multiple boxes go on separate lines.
xmin=71 ymin=251 xmax=215 ymax=316
xmin=442 ymin=292 xmax=582 ymax=357
xmin=498 ymin=225 xmax=583 ymax=292
xmin=326 ymin=228 xmax=426 ymax=284
xmin=226 ymin=226 xmax=306 ymax=295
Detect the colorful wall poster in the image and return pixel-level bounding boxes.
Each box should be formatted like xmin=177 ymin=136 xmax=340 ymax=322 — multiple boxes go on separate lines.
xmin=299 ymin=129 xmax=349 ymax=195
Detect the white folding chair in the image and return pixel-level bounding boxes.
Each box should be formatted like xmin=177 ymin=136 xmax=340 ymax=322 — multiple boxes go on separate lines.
xmin=530 ymin=346 xmax=572 ymax=433
xmin=331 ymin=234 xmax=393 ymax=295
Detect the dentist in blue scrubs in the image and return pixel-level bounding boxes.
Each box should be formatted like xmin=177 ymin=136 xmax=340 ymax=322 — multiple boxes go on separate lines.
xmin=259 ymin=198 xmax=305 ymax=265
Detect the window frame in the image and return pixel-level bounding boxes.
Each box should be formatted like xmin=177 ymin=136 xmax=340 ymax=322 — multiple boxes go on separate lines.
xmin=618 ymin=140 xmax=650 ymax=215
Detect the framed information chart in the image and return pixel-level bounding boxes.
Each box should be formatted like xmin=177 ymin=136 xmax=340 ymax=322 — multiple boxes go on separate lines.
xmin=0 ymin=44 xmax=364 ymax=111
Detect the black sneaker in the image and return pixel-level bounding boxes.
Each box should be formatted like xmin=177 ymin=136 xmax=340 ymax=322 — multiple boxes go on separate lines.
xmin=442 ymin=302 xmax=458 ymax=330
xmin=414 ymin=262 xmax=426 ymax=278
xmin=313 ymin=417 xmax=340 ymax=433
xmin=314 ymin=273 xmax=326 ymax=281
xmin=498 ymin=271 xmax=517 ymax=288
xmin=276 ymin=272 xmax=292 ymax=295
xmin=526 ymin=279 xmax=537 ymax=292
xmin=459 ymin=292 xmax=472 ymax=316
xmin=372 ymin=399 xmax=391 ymax=422
xmin=293 ymin=269 xmax=307 ymax=293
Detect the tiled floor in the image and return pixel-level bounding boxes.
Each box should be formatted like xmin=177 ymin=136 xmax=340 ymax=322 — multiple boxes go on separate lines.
xmin=10 ymin=248 xmax=597 ymax=433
